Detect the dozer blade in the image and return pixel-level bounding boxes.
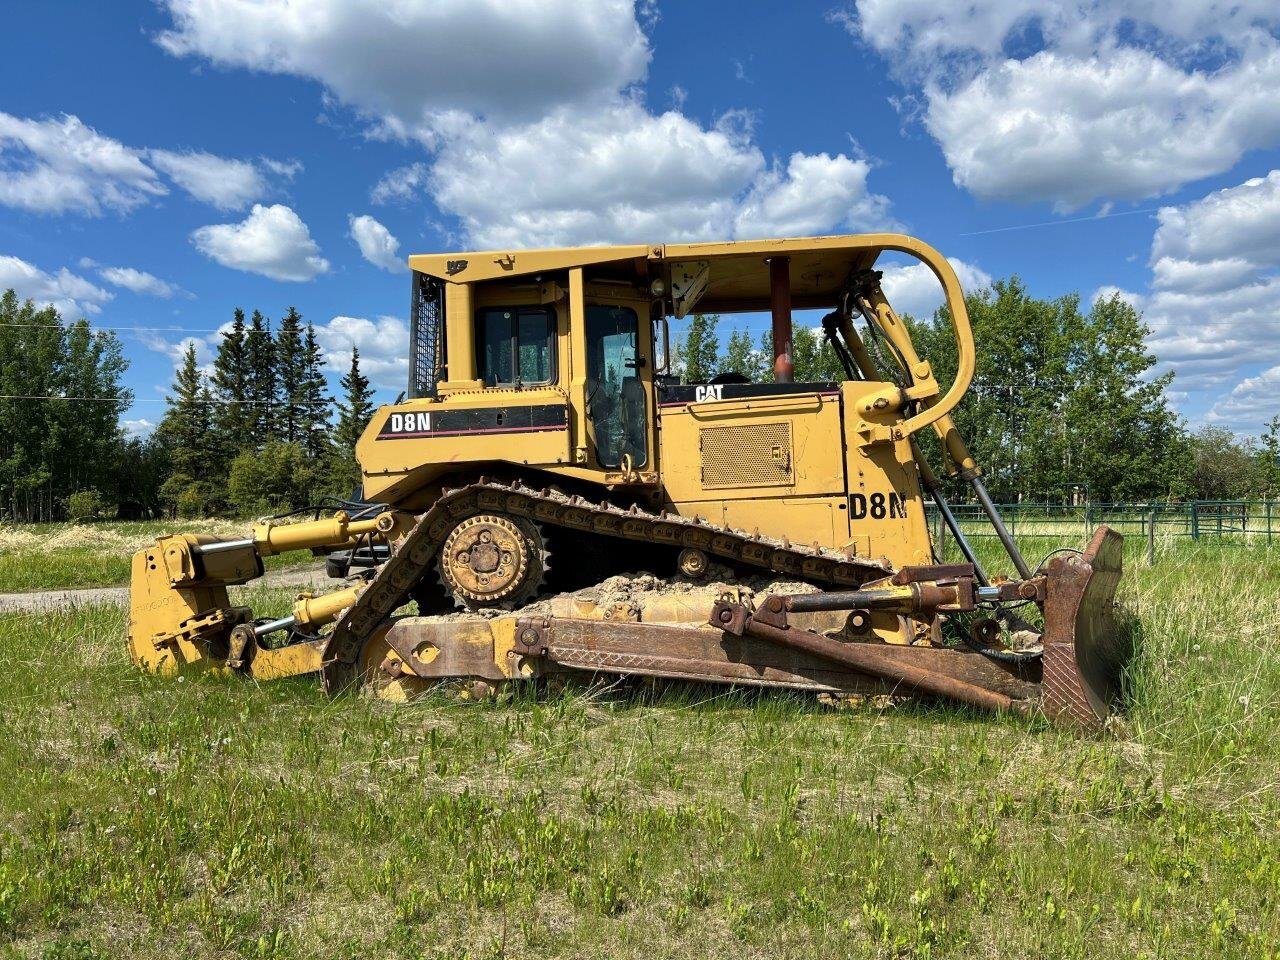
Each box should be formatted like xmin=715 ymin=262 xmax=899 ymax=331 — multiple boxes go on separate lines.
xmin=1040 ymin=526 xmax=1127 ymax=729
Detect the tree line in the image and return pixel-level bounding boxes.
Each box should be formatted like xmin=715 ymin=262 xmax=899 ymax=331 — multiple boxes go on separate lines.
xmin=0 ymin=291 xmax=375 ymax=521
xmin=4 ymin=275 xmax=1280 ymax=522
xmin=157 ymin=306 xmax=375 ymax=517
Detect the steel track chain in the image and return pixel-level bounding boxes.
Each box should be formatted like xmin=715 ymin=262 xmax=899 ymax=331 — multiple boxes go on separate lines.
xmin=319 ymin=478 xmax=891 ymax=692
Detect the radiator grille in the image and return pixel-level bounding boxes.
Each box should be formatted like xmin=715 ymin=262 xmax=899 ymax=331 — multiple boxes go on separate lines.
xmin=700 ymin=422 xmax=793 ymax=488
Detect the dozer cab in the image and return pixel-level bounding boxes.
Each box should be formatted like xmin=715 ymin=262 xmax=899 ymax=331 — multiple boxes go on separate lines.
xmin=129 ymin=234 xmax=1127 ymax=728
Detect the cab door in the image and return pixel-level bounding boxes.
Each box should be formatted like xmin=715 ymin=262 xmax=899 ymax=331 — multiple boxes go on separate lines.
xmin=583 ymin=297 xmax=653 ymax=475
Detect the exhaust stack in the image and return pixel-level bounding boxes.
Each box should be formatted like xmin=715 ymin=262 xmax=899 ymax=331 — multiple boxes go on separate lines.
xmin=769 ymin=256 xmax=794 ymax=383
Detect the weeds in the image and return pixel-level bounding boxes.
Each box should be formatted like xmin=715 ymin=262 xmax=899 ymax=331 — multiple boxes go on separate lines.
xmin=0 ymin=520 xmax=314 ymax=591
xmin=0 ymin=538 xmax=1277 ymax=957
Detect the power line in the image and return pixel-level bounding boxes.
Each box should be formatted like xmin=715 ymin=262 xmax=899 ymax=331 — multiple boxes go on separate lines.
xmin=0 ymin=394 xmax=271 ymax=404
xmin=0 ymin=321 xmax=272 ymax=334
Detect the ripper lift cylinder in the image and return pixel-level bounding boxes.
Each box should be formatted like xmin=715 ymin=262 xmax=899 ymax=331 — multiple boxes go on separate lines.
xmin=769 ymin=256 xmax=794 ymax=383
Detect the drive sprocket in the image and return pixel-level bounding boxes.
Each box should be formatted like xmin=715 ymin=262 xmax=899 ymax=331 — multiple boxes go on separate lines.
xmin=437 ymin=513 xmax=548 ymax=610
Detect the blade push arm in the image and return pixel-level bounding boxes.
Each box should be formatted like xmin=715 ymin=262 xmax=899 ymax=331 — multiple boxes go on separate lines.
xmin=127 ymin=509 xmax=411 ymax=676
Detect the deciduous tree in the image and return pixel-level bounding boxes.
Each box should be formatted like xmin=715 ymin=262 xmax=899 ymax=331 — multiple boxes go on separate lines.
xmin=674 ymin=313 xmax=719 ymax=382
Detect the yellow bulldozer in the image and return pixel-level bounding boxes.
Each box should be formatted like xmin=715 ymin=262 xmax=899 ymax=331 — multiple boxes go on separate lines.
xmin=128 ymin=234 xmax=1126 ymax=728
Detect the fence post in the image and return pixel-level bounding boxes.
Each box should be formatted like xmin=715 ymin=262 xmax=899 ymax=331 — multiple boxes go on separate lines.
xmin=1191 ymin=501 xmax=1199 ymax=541
xmin=1146 ymin=508 xmax=1156 ymax=567
xmin=1268 ymin=500 xmax=1273 ymax=544
xmin=1085 ymin=499 xmax=1092 ymax=537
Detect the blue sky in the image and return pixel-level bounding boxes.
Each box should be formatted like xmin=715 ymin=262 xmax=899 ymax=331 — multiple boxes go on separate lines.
xmin=3 ymin=1 xmax=1280 ymax=435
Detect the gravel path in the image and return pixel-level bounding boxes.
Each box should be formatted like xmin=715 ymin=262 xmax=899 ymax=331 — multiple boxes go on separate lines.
xmin=0 ymin=565 xmax=333 ymax=614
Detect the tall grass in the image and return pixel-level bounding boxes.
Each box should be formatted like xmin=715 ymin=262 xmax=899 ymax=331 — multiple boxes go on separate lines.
xmin=0 ymin=538 xmax=1277 ymax=958
xmin=0 ymin=521 xmax=313 ymax=592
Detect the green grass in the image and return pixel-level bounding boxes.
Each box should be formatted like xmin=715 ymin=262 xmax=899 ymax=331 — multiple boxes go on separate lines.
xmin=0 ymin=521 xmax=315 ymax=592
xmin=1 ymin=540 xmax=1278 ymax=958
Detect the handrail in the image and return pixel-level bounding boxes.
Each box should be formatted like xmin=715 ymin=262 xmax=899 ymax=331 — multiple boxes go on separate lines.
xmin=866 ymin=236 xmax=976 ymax=442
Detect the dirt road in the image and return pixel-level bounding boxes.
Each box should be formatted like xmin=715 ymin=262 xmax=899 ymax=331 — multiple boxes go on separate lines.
xmin=0 ymin=565 xmax=332 ymax=614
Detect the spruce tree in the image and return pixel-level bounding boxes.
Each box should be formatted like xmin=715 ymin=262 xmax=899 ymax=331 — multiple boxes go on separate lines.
xmin=209 ymin=308 xmax=250 ymax=472
xmin=245 ymin=310 xmax=277 ymax=446
xmin=334 ymin=346 xmax=375 ymax=453
xmin=332 ymin=346 xmax=375 ymax=492
xmin=156 ymin=344 xmax=207 ymax=479
xmin=299 ymin=322 xmax=333 ymax=461
xmin=274 ymin=306 xmax=306 ymax=444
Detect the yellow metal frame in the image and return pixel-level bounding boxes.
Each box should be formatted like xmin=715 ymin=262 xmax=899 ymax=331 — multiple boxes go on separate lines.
xmin=130 ymin=232 xmax=992 ymax=685
xmin=408 ymin=233 xmax=976 ymax=448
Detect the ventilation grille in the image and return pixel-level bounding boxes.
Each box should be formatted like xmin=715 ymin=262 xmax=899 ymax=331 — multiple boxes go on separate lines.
xmin=700 ymin=422 xmax=793 ymax=489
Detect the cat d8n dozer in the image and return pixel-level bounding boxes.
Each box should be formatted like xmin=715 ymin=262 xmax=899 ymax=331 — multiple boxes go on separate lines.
xmin=129 ymin=234 xmax=1128 ymax=728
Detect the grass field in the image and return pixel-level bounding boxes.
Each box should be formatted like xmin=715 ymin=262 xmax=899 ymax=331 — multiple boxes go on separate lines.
xmin=2 ymin=537 xmax=1278 ymax=958
xmin=0 ymin=521 xmax=313 ymax=592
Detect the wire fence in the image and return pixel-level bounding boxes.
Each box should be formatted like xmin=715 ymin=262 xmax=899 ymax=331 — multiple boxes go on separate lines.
xmin=925 ymin=500 xmax=1280 ymax=547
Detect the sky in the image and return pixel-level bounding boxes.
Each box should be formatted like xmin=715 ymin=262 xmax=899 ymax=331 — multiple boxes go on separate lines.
xmin=3 ymin=0 xmax=1280 ymax=437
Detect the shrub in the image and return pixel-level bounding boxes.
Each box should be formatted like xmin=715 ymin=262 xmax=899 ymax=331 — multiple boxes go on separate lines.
xmin=176 ymin=481 xmax=223 ymax=519
xmin=228 ymin=442 xmax=322 ymax=516
xmin=65 ymin=489 xmax=106 ymax=522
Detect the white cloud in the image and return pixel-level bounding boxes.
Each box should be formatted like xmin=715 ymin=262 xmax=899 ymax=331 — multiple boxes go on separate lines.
xmin=144 ymin=333 xmax=216 ymax=372
xmin=0 ymin=109 xmax=298 ymax=217
xmin=123 ymin=418 xmax=155 ymax=437
xmin=431 ymin=103 xmax=760 ymax=247
xmin=348 ymin=214 xmax=403 ymax=272
xmin=0 ymin=112 xmax=165 ymax=215
xmin=838 ymin=1 xmax=1280 ymax=208
xmin=163 ymin=1 xmax=891 ymax=248
xmin=150 ymin=149 xmax=271 ymax=210
xmin=259 ymin=157 xmax=303 ymax=179
xmin=1151 ymin=171 xmax=1280 ymax=267
xmin=1090 ymin=285 xmax=1143 ymax=310
xmin=191 ymin=203 xmax=329 ymax=281
xmin=845 ymin=1 xmax=1280 ymax=63
xmin=1097 ymin=170 xmax=1280 ymax=428
xmin=879 ymin=257 xmax=993 ymax=318
xmin=1205 ymin=366 xmax=1280 ymax=428
xmin=157 ymin=0 xmax=651 ymax=135
xmin=924 ymin=47 xmax=1280 ymax=209
xmin=430 ymin=103 xmax=892 ymax=248
xmin=370 ymin=162 xmax=429 ymax=205
xmin=733 ymin=152 xmax=892 ymax=239
xmin=848 ymin=0 xmax=1057 ymax=63
xmin=1149 ymin=257 xmax=1257 ymax=295
xmin=313 ymin=314 xmax=408 ymax=390
xmin=0 ymin=255 xmax=113 ymax=317
xmin=97 ymin=265 xmax=179 ymax=298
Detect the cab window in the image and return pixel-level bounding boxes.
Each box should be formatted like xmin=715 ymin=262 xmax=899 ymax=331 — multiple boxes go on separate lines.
xmin=476 ymin=307 xmax=556 ymax=386
xmin=586 ymin=305 xmax=647 ymax=468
